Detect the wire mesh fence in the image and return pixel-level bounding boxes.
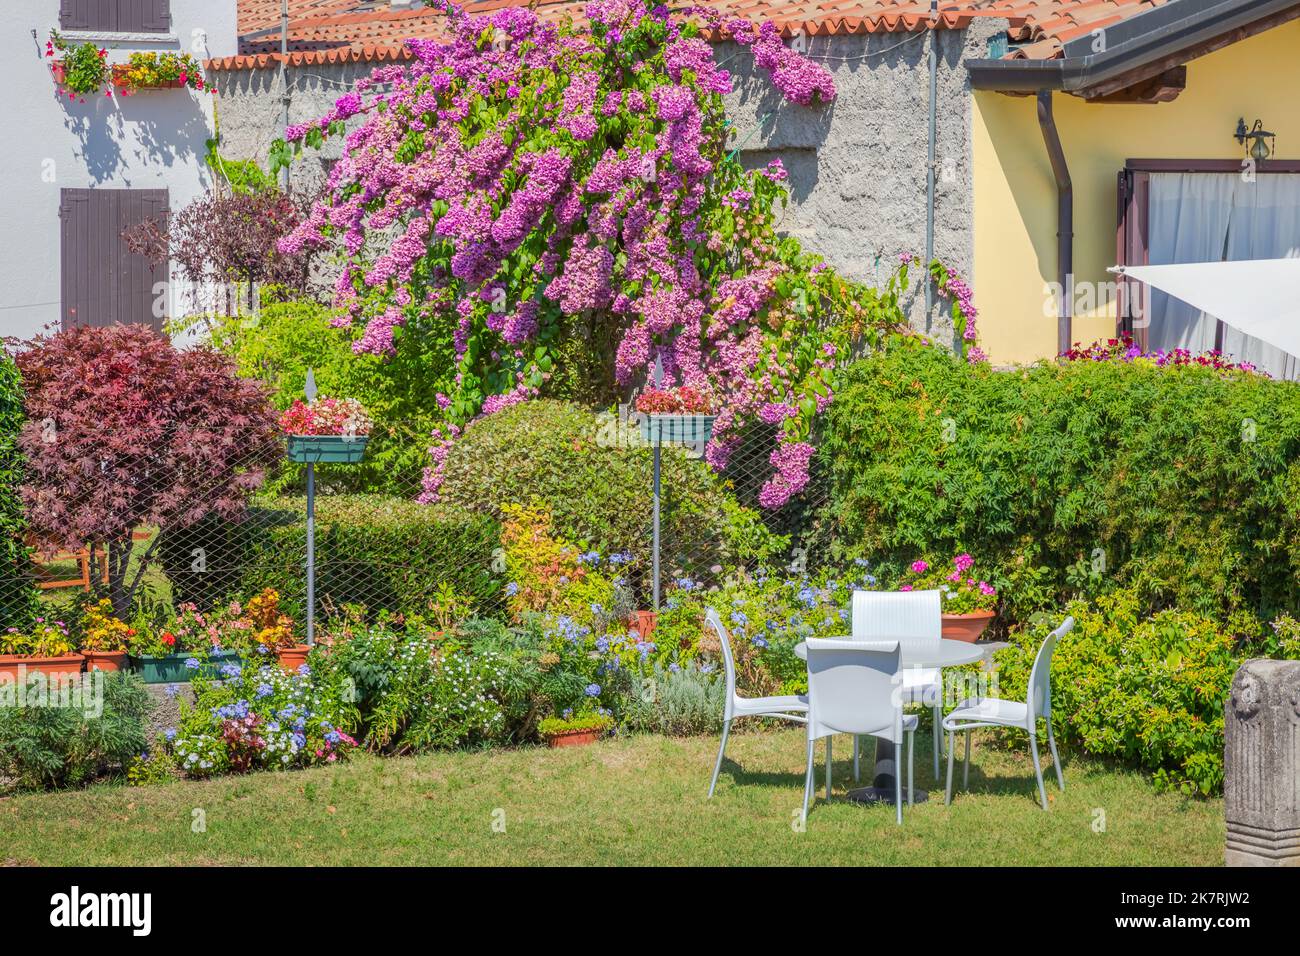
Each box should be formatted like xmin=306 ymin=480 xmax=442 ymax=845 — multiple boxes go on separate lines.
xmin=3 ymin=411 xmax=831 ymax=638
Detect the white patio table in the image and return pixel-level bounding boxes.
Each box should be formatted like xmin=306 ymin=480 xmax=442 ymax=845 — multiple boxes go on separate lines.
xmin=794 ymin=637 xmax=989 ymax=804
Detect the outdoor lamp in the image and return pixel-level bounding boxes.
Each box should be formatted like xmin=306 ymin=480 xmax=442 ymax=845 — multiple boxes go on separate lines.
xmin=1235 ymin=118 xmax=1276 ymax=162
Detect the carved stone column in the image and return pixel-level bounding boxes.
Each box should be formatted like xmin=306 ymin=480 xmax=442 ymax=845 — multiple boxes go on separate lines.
xmin=1224 ymin=659 xmax=1300 ymax=866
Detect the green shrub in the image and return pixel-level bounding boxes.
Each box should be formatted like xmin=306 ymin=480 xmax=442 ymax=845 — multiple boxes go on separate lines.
xmin=0 ymin=351 xmax=36 ymax=630
xmin=991 ymin=590 xmax=1300 ymax=795
xmin=436 ymin=399 xmax=786 ymax=587
xmin=0 ymin=673 xmax=152 ymax=791
xmin=821 ymin=338 xmax=1300 ymax=624
xmin=158 ymin=495 xmax=502 ymax=623
xmin=623 ymin=664 xmax=724 ymax=736
xmin=208 ymin=298 xmax=453 ymax=493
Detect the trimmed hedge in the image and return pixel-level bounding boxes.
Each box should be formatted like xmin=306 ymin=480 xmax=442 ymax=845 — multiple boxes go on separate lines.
xmin=159 ymin=495 xmax=502 ymax=622
xmin=0 ymin=351 xmax=36 ymax=629
xmin=435 ymin=399 xmax=788 ymax=581
xmin=820 ymin=339 xmax=1300 ymax=623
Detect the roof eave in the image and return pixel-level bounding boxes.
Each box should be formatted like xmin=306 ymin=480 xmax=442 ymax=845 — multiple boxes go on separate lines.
xmin=965 ymin=0 xmax=1300 ymax=94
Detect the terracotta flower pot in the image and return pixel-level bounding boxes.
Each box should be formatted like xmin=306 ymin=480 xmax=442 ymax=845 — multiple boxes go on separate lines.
xmin=83 ymin=650 xmax=129 ymax=672
xmin=545 ymin=728 xmax=604 ymax=748
xmin=941 ymin=610 xmax=996 ymax=643
xmin=0 ymin=654 xmax=85 ymax=681
xmin=628 ymin=610 xmax=658 ymax=641
xmin=277 ymin=644 xmax=312 ymax=673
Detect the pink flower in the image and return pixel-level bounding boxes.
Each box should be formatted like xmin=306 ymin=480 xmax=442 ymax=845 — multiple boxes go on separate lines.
xmin=910 ymin=560 xmax=929 ymax=574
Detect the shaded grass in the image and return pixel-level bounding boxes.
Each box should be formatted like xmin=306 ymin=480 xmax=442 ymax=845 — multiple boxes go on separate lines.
xmin=0 ymin=728 xmax=1222 ymax=866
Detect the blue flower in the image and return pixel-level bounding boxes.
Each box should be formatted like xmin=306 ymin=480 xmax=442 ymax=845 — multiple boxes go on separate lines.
xmin=668 ymin=663 xmax=680 ymax=673
xmin=584 ymin=683 xmax=601 ymax=697
xmin=505 ymin=582 xmax=519 ymax=597
xmin=579 ymin=551 xmax=601 ymax=565
xmin=255 ymin=682 xmax=273 ymax=698
xmin=164 ymin=728 xmax=177 ymax=741
xmin=753 ymin=636 xmax=769 ymax=649
xmin=675 ymin=577 xmax=696 ymax=591
xmin=220 ymin=663 xmax=241 ymax=677
xmin=183 ymin=657 xmax=201 ymax=670
xmin=730 ymin=610 xmax=749 ymax=627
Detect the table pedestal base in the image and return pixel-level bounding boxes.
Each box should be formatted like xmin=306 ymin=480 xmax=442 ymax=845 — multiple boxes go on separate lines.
xmin=845 ymin=786 xmax=929 ymax=805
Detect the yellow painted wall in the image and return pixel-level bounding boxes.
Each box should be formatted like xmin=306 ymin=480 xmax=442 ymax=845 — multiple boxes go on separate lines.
xmin=973 ymin=20 xmax=1300 ymax=364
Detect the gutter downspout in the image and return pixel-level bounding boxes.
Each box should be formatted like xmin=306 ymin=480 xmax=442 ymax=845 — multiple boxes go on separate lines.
xmin=924 ymin=0 xmax=938 ymax=327
xmin=1036 ymin=90 xmax=1073 ymax=354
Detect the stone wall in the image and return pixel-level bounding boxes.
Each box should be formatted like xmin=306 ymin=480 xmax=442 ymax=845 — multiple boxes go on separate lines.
xmin=210 ymin=20 xmax=1005 ymax=342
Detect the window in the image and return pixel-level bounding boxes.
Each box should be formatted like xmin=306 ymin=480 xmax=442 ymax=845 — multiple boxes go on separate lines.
xmin=59 ymin=1 xmax=171 ymax=34
xmin=60 ymin=188 xmax=169 ymax=332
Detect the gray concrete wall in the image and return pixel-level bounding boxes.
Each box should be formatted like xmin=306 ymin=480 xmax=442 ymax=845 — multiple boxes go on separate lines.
xmin=212 ymin=21 xmax=1005 ymax=344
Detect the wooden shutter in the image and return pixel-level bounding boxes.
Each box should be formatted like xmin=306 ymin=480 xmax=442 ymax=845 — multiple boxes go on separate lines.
xmin=1116 ymin=168 xmax=1151 ymax=349
xmin=60 ymin=188 xmax=168 ymax=332
xmin=60 ymin=1 xmax=170 ymax=32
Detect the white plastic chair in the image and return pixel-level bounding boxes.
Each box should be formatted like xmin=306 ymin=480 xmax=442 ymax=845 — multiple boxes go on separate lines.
xmin=851 ymin=589 xmax=944 ymax=778
xmin=802 ymin=638 xmax=918 ymax=825
xmin=706 ymin=608 xmax=808 ymax=798
xmin=943 ymin=616 xmax=1074 ymax=810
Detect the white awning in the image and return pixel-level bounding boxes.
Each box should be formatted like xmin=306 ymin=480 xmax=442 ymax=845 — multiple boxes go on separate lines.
xmin=1112 ymin=258 xmax=1300 ymax=358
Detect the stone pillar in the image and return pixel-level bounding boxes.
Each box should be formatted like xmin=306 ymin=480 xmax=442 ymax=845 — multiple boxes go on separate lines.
xmin=1225 ymin=659 xmax=1300 ymax=866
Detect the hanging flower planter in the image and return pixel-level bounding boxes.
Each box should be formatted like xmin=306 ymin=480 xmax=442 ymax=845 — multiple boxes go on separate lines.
xmin=635 ymin=385 xmax=719 ymax=444
xmin=280 ymin=397 xmax=373 ymax=462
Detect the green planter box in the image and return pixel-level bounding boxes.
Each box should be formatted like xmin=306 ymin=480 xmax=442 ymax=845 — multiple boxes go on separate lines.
xmin=639 ymin=414 xmax=716 ymax=445
xmin=130 ymin=650 xmax=243 ymax=684
xmin=286 ymin=434 xmax=369 ymax=463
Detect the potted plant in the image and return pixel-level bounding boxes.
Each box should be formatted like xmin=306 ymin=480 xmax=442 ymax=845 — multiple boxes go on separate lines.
xmin=46 ymin=30 xmax=109 ymax=101
xmin=279 ymin=397 xmax=373 ymax=463
xmin=79 ymin=598 xmax=131 ymax=671
xmin=241 ymin=588 xmax=308 ymax=672
xmin=900 ymin=554 xmax=998 ymax=642
xmin=116 ymin=51 xmax=209 ymax=93
xmin=635 ymin=385 xmax=719 ymax=444
xmin=539 ymin=711 xmax=614 ymax=748
xmin=0 ymin=619 xmax=84 ymax=680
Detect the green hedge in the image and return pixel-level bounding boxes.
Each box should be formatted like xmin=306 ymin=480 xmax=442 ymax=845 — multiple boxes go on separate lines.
xmin=0 ymin=351 xmax=36 ymax=629
xmin=159 ymin=495 xmax=502 ymax=622
xmin=994 ymin=591 xmax=1300 ymax=795
xmin=820 ymin=339 xmax=1300 ymax=623
xmin=436 ymin=399 xmax=788 ymax=582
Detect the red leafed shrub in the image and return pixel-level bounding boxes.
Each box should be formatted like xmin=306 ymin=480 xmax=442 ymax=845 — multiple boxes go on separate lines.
xmin=16 ymin=324 xmax=283 ymax=615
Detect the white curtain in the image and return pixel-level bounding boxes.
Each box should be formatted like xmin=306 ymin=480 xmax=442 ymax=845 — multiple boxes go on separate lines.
xmin=1146 ymin=172 xmax=1300 ymax=378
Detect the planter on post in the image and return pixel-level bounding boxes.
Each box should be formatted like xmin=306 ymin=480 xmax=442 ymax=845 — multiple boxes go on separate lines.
xmin=1224 ymin=659 xmax=1300 ymax=866
xmin=278 ymin=374 xmax=372 ymax=651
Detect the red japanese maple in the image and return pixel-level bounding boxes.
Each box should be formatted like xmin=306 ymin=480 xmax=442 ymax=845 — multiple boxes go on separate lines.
xmin=16 ymin=324 xmax=283 ymax=615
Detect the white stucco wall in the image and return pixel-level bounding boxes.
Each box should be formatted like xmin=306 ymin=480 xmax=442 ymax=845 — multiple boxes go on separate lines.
xmin=0 ymin=0 xmax=237 ymax=343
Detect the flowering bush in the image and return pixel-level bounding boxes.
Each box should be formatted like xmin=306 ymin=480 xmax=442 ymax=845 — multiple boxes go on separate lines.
xmin=928 ymin=258 xmax=985 ymax=364
xmin=278 ymin=397 xmax=373 ymax=436
xmin=168 ymin=658 xmax=359 ymax=777
xmin=278 ymin=1 xmax=906 ymax=509
xmin=635 ymin=385 xmax=719 ymax=415
xmin=901 ymin=555 xmax=998 ymax=614
xmin=0 ymin=619 xmax=75 ymax=658
xmin=1060 ymin=335 xmax=1263 ymax=374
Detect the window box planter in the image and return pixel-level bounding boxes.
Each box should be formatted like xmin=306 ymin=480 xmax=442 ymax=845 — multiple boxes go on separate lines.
xmin=130 ymin=650 xmax=242 ymax=684
xmin=286 ymin=434 xmax=369 ymax=463
xmin=638 ymin=414 xmax=716 ymax=445
xmin=109 ymin=64 xmax=184 ymax=89
xmin=941 ymin=610 xmax=996 ymax=643
xmin=544 ymin=727 xmax=606 ymax=748
xmin=539 ymin=715 xmax=613 ymax=748
xmin=0 ymin=654 xmax=84 ymax=681
xmin=83 ymin=650 xmax=129 ymax=672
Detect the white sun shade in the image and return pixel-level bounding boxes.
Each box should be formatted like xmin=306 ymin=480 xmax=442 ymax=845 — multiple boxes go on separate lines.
xmin=1114 ymin=258 xmax=1300 ymax=359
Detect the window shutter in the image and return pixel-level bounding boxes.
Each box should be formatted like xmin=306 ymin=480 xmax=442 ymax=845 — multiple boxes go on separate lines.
xmin=60 ymin=189 xmax=168 ymax=332
xmin=142 ymin=0 xmax=173 ymax=33
xmin=59 ymin=1 xmax=94 ymax=30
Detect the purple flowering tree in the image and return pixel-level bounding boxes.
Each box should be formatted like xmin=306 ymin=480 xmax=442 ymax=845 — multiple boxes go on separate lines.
xmin=279 ymin=0 xmax=907 ymax=507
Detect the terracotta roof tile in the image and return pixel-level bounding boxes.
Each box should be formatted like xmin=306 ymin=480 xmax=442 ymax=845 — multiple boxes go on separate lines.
xmin=208 ymin=0 xmax=1174 ymax=71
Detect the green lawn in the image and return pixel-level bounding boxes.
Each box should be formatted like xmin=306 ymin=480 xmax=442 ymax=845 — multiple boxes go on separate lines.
xmin=0 ymin=728 xmax=1222 ymax=866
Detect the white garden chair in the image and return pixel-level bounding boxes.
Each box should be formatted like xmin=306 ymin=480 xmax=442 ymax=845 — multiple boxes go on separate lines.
xmin=943 ymin=616 xmax=1074 ymax=810
xmin=706 ymin=608 xmax=808 ymax=798
xmin=852 ymin=589 xmax=944 ymax=778
xmin=802 ymin=638 xmax=917 ymax=825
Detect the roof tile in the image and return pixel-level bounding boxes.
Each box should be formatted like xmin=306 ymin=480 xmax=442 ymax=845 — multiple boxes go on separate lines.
xmin=209 ymin=0 xmax=1173 ymax=71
